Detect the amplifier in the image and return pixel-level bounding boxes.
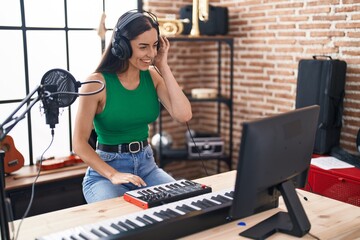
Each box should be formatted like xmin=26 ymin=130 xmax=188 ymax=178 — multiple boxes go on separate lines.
xmin=187 ymin=131 xmax=224 ymax=158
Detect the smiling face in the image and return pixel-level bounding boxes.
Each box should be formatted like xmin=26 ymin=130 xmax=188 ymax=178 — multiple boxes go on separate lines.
xmin=128 ymin=28 xmax=159 ymax=71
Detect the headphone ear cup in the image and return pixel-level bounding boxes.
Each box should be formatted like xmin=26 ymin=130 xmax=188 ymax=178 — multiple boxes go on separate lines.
xmin=111 ymin=36 xmax=132 ymax=60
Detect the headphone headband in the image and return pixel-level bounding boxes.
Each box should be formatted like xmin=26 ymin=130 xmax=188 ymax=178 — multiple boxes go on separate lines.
xmin=117 ymin=12 xmax=144 ymax=32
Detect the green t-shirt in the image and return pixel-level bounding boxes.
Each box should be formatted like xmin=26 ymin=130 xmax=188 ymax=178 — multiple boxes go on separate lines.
xmin=93 ymin=70 xmax=159 ymax=145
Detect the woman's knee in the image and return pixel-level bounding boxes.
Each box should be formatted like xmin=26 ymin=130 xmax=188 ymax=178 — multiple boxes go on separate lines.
xmin=83 ymin=180 xmax=128 ymax=203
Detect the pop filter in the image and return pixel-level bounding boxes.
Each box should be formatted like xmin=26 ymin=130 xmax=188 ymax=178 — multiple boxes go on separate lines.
xmin=39 ymin=68 xmax=104 ymax=129
xmin=41 ymin=68 xmax=80 ymax=107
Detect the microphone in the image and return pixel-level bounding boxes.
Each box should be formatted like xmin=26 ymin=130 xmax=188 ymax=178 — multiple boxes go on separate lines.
xmin=40 ymin=84 xmax=59 ymax=129
xmin=39 ymin=68 xmax=105 ymax=129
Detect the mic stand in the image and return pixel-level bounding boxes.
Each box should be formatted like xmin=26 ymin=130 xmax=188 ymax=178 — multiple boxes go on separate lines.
xmin=0 ymin=85 xmax=43 ymax=240
xmin=0 ymin=150 xmax=10 ymax=240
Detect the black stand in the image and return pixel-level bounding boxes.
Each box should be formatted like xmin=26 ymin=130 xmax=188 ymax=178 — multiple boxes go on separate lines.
xmin=0 ymin=85 xmax=43 ymax=240
xmin=0 ymin=150 xmax=10 ymax=240
xmin=239 ymin=180 xmax=311 ymax=239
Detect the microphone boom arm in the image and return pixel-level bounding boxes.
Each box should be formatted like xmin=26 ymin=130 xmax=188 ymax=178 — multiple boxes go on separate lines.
xmin=0 ymin=85 xmax=42 ymax=142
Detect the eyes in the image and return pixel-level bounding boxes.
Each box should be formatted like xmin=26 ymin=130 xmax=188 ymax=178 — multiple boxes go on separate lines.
xmin=139 ymin=43 xmax=159 ymax=50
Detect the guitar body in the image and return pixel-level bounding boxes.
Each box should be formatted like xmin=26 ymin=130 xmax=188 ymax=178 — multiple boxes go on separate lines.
xmin=37 ymin=154 xmax=83 ymax=171
xmin=0 ymin=135 xmax=25 ymax=174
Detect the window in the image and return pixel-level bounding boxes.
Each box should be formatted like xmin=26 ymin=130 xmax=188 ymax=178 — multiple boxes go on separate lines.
xmin=0 ymin=0 xmax=141 ymax=165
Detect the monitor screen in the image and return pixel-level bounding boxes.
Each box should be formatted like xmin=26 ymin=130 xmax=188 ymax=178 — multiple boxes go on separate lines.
xmin=229 ymin=105 xmax=320 ymax=239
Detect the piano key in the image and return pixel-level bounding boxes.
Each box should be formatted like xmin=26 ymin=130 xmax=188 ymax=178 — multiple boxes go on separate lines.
xmin=99 ymin=226 xmax=113 ymax=236
xmin=161 ymin=209 xmax=176 ymax=218
xmin=117 ymin=221 xmax=133 ymax=231
xmin=168 ymin=206 xmax=186 ymax=215
xmin=225 ymin=191 xmax=234 ymax=198
xmin=202 ymin=198 xmax=220 ymax=207
xmin=216 ymin=194 xmax=233 ymax=202
xmin=211 ymin=195 xmax=228 ymax=204
xmin=153 ymin=187 xmax=162 ymax=192
xmin=90 ymin=228 xmax=107 ymax=238
xmin=142 ymin=214 xmax=159 ymax=224
xmin=165 ymin=208 xmax=181 ymax=217
xmin=137 ymin=191 xmax=146 ymax=196
xmin=165 ymin=184 xmax=174 ymax=189
xmin=123 ymin=213 xmax=148 ymax=227
xmin=176 ymin=204 xmax=195 ymax=213
xmin=78 ymin=233 xmax=91 ymax=240
xmin=94 ymin=219 xmax=127 ymax=236
xmin=154 ymin=210 xmax=171 ymax=220
xmin=135 ymin=216 xmax=152 ymax=226
xmin=125 ymin=219 xmax=141 ymax=229
xmin=191 ymin=200 xmax=208 ymax=209
xmin=140 ymin=207 xmax=167 ymax=222
xmin=110 ymin=223 xmax=127 ymax=233
xmin=68 ymin=226 xmax=100 ymax=240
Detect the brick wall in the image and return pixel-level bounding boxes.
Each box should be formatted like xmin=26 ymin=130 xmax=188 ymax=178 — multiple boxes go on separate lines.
xmin=144 ymin=0 xmax=360 ymax=179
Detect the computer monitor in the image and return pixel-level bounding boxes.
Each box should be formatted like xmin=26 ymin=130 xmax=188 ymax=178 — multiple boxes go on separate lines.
xmin=229 ymin=105 xmax=320 ymax=239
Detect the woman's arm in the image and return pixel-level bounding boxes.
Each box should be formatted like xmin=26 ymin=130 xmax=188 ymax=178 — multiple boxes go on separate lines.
xmin=150 ymin=36 xmax=192 ymax=123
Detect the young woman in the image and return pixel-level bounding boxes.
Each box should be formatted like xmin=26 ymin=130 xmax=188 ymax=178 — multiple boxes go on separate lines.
xmin=72 ymin=10 xmax=192 ymax=203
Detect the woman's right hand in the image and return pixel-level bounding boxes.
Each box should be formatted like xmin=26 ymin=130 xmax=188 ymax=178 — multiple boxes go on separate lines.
xmin=109 ymin=172 xmax=147 ymax=187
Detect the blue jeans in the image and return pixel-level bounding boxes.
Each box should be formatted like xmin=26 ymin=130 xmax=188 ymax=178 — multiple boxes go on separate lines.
xmin=82 ymin=145 xmax=175 ymax=203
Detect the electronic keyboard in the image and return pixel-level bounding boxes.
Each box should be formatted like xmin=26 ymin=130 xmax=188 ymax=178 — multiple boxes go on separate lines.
xmin=37 ymin=189 xmax=234 ymax=240
xmin=123 ymin=179 xmax=212 ymax=209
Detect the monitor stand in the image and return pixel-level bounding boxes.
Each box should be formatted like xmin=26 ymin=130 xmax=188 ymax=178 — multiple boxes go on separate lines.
xmin=239 ymin=180 xmax=311 ymax=239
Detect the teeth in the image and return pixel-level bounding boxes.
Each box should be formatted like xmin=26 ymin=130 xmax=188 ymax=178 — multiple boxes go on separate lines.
xmin=143 ymin=59 xmax=151 ymax=63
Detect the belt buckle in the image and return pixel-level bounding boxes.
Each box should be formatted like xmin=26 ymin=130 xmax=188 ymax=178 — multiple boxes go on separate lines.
xmin=129 ymin=141 xmax=141 ymax=153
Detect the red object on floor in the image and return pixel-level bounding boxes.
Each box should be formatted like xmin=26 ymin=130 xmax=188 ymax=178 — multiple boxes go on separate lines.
xmin=304 ymin=156 xmax=360 ymax=207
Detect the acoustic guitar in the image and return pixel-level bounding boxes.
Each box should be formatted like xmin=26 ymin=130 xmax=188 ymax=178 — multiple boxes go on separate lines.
xmin=0 ymin=135 xmax=25 ymax=174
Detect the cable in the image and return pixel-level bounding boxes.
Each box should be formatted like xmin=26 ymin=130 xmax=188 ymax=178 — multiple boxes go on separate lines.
xmin=12 ymin=130 xmax=55 ymax=240
xmin=306 ymin=181 xmax=314 ymax=193
xmin=152 ymin=65 xmax=163 ymax=78
xmin=307 ymin=232 xmax=321 ymax=240
xmin=185 ymin=122 xmax=209 ymax=176
xmin=48 ymin=80 xmax=105 ymax=97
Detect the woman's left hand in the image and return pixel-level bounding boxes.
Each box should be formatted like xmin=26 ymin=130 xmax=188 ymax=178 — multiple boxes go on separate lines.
xmin=153 ymin=36 xmax=169 ymax=68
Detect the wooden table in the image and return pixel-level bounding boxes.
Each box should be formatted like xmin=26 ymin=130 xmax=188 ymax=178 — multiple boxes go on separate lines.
xmin=5 ymin=164 xmax=87 ymax=190
xmin=11 ymin=170 xmax=360 ymax=239
xmin=5 ymin=164 xmax=87 ymax=219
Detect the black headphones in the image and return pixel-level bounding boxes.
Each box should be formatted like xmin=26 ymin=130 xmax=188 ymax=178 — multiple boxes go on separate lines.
xmin=111 ymin=10 xmax=160 ymax=60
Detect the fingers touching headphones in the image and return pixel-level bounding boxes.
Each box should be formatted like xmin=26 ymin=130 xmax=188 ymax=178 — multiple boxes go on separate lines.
xmin=158 ymin=36 xmax=170 ymax=51
xmin=153 ymin=36 xmax=169 ymax=67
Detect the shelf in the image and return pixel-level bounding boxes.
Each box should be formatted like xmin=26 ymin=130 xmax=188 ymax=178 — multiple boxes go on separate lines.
xmin=167 ymin=35 xmax=234 ymax=45
xmin=158 ymin=148 xmax=231 ymax=166
xmin=155 ymin=36 xmax=234 ymax=172
xmin=188 ymin=95 xmax=232 ymax=107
